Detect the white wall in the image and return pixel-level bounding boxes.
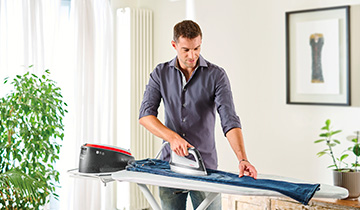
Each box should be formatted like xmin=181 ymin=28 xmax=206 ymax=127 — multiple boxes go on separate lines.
xmin=190 ymin=0 xmax=360 ymax=185
xmin=114 ymin=0 xmax=360 ymax=185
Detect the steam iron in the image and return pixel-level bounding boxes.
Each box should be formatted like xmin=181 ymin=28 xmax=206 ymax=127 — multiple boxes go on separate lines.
xmin=169 ymin=147 xmax=208 ymax=176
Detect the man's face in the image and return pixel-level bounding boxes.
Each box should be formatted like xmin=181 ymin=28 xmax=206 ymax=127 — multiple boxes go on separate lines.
xmin=171 ymin=35 xmax=202 ymax=71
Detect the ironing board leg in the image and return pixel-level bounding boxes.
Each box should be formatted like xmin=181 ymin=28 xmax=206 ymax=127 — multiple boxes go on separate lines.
xmin=195 ymin=192 xmax=219 ymax=210
xmin=137 ymin=184 xmax=161 ymax=210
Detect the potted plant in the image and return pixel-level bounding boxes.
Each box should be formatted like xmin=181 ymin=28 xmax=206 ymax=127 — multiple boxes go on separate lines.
xmin=315 ymin=119 xmax=360 ymax=199
xmin=0 ymin=67 xmax=67 ymax=209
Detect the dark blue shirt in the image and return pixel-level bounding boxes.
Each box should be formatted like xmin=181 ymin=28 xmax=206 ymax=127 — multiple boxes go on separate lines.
xmin=139 ymin=55 xmax=241 ymax=169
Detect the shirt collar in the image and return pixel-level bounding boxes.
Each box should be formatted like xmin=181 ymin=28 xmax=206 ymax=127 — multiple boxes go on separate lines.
xmin=169 ymin=55 xmax=208 ymax=69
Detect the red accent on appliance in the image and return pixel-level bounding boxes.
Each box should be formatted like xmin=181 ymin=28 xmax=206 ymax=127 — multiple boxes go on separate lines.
xmin=85 ymin=144 xmax=132 ymax=156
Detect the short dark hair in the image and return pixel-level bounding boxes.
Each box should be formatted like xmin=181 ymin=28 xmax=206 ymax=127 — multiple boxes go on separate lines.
xmin=173 ymin=20 xmax=202 ymax=43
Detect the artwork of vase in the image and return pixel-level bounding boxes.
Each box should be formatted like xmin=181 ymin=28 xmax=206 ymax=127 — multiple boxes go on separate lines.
xmin=310 ymin=33 xmax=324 ymax=83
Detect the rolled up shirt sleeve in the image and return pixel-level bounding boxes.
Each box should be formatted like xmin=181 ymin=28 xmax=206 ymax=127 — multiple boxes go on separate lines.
xmin=214 ymin=69 xmax=242 ymax=135
xmin=139 ymin=71 xmax=162 ymax=119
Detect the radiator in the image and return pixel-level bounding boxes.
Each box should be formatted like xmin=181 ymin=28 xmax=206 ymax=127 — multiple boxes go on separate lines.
xmin=116 ymin=7 xmax=154 ymax=210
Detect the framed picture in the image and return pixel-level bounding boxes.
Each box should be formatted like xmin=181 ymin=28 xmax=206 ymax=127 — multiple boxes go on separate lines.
xmin=286 ymin=6 xmax=350 ymax=106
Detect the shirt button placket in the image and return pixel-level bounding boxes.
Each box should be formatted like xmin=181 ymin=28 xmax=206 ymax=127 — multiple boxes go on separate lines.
xmin=181 ymin=87 xmax=187 ymax=137
xmin=182 ymin=88 xmax=186 ymax=108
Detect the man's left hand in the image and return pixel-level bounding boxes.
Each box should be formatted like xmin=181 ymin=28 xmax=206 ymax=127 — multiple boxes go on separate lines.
xmin=239 ymin=160 xmax=257 ymax=179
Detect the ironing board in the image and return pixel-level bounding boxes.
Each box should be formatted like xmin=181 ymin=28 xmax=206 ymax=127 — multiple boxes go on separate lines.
xmin=68 ymin=169 xmax=348 ymax=210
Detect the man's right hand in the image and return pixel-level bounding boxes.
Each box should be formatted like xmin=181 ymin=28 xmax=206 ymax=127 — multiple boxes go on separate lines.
xmin=168 ymin=137 xmax=193 ymax=157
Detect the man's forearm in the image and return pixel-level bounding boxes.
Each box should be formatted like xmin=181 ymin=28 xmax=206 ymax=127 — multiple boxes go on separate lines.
xmin=139 ymin=115 xmax=192 ymax=156
xmin=226 ymin=127 xmax=248 ymax=161
xmin=226 ymin=127 xmax=257 ymax=178
xmin=139 ymin=115 xmax=173 ymax=139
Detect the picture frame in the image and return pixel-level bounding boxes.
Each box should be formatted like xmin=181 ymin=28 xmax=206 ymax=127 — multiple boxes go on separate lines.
xmin=286 ymin=6 xmax=350 ymax=106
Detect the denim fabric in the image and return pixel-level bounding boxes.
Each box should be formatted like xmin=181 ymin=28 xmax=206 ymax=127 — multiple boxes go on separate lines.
xmin=159 ymin=187 xmax=221 ymax=210
xmin=126 ymin=159 xmax=320 ymax=205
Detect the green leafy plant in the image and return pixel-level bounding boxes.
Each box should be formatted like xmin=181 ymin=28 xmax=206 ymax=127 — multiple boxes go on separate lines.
xmin=0 ymin=168 xmax=46 ymax=207
xmin=0 ymin=67 xmax=67 ymax=209
xmin=345 ymin=131 xmax=360 ymax=171
xmin=315 ymin=119 xmax=360 ymax=172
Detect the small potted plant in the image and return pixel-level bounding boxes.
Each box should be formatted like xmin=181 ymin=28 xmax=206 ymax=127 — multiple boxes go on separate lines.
xmin=315 ymin=119 xmax=360 ymax=199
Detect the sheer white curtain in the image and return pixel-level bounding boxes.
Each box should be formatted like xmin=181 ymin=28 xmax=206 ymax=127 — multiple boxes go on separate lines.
xmin=0 ymin=0 xmax=61 ymax=96
xmin=62 ymin=0 xmax=116 ymax=210
xmin=0 ymin=0 xmax=116 ymax=209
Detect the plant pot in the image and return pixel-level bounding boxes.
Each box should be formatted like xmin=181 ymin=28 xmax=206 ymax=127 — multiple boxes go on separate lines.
xmin=333 ymin=170 xmax=360 ymax=199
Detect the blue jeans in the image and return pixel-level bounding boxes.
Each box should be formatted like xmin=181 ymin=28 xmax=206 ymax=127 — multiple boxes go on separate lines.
xmin=159 ymin=187 xmax=221 ymax=210
xmin=126 ymin=159 xmax=320 ymax=205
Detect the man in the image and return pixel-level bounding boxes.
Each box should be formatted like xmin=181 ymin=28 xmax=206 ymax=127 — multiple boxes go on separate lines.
xmin=139 ymin=20 xmax=257 ymax=210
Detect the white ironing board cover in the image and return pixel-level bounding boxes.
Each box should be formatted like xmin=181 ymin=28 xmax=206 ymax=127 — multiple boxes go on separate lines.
xmin=111 ymin=170 xmax=348 ymax=199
